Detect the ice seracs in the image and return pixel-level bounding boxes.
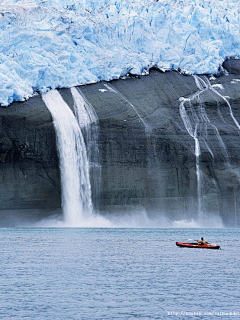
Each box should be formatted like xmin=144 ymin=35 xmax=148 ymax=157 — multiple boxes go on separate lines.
xmin=1 ymin=0 xmax=240 ymax=106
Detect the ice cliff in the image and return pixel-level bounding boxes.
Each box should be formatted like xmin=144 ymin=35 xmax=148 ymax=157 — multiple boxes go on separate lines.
xmin=0 ymin=0 xmax=240 ymax=106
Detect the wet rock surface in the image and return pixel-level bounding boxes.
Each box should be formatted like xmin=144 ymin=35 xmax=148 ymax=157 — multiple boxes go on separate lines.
xmin=0 ymin=95 xmax=61 ymax=219
xmin=1 ymin=60 xmax=240 ymax=226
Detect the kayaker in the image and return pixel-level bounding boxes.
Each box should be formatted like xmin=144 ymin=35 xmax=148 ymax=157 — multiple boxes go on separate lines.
xmin=198 ymin=237 xmax=207 ymax=245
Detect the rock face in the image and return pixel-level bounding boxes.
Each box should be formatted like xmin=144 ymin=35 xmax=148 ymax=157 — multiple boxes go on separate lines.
xmin=1 ymin=61 xmax=240 ymax=226
xmin=0 ymin=95 xmax=61 ymax=225
xmin=79 ymin=70 xmax=240 ymax=227
xmin=222 ymin=58 xmax=240 ymax=75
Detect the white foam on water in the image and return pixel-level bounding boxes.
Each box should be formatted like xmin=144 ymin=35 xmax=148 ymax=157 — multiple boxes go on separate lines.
xmin=172 ymin=215 xmax=223 ymax=228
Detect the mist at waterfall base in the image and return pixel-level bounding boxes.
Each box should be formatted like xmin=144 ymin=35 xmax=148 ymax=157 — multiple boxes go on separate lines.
xmin=33 ymin=207 xmax=224 ymax=229
xmin=1 ymin=228 xmax=240 ymax=319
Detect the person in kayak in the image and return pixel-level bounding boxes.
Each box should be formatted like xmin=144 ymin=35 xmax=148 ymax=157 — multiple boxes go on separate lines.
xmin=198 ymin=237 xmax=208 ymax=245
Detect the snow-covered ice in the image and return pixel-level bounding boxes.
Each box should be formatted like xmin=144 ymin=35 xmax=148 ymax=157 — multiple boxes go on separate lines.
xmin=0 ymin=0 xmax=240 ymax=106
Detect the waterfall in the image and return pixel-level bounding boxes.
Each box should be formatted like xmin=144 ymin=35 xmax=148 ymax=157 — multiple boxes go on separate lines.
xmin=179 ymin=75 xmax=230 ymax=220
xmin=70 ymin=87 xmax=101 ymax=209
xmin=179 ymin=98 xmax=203 ymax=218
xmin=42 ymin=89 xmax=93 ymax=224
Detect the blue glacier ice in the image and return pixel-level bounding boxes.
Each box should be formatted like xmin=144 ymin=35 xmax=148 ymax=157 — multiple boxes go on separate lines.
xmin=0 ymin=0 xmax=240 ymax=106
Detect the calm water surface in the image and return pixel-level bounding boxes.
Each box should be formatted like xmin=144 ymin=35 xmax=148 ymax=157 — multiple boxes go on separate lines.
xmin=0 ymin=228 xmax=239 ymax=319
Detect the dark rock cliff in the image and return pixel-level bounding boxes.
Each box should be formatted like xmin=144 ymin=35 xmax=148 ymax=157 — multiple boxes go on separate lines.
xmin=0 ymin=96 xmax=61 ymax=225
xmin=1 ymin=58 xmax=240 ymax=226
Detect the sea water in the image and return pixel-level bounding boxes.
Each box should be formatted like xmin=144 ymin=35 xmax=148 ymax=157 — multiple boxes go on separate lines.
xmin=0 ymin=228 xmax=239 ymax=319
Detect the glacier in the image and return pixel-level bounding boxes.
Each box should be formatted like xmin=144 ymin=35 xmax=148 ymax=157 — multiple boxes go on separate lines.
xmin=0 ymin=0 xmax=240 ymax=106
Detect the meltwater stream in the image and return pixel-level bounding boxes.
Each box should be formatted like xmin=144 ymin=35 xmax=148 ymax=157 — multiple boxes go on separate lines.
xmin=179 ymin=75 xmax=229 ymax=222
xmin=42 ymin=89 xmax=93 ymax=224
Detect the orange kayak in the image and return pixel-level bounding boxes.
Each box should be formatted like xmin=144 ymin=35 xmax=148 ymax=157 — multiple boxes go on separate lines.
xmin=176 ymin=242 xmax=220 ymax=249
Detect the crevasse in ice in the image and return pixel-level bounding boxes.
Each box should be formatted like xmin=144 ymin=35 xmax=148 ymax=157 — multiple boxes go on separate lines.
xmin=0 ymin=0 xmax=239 ymax=106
